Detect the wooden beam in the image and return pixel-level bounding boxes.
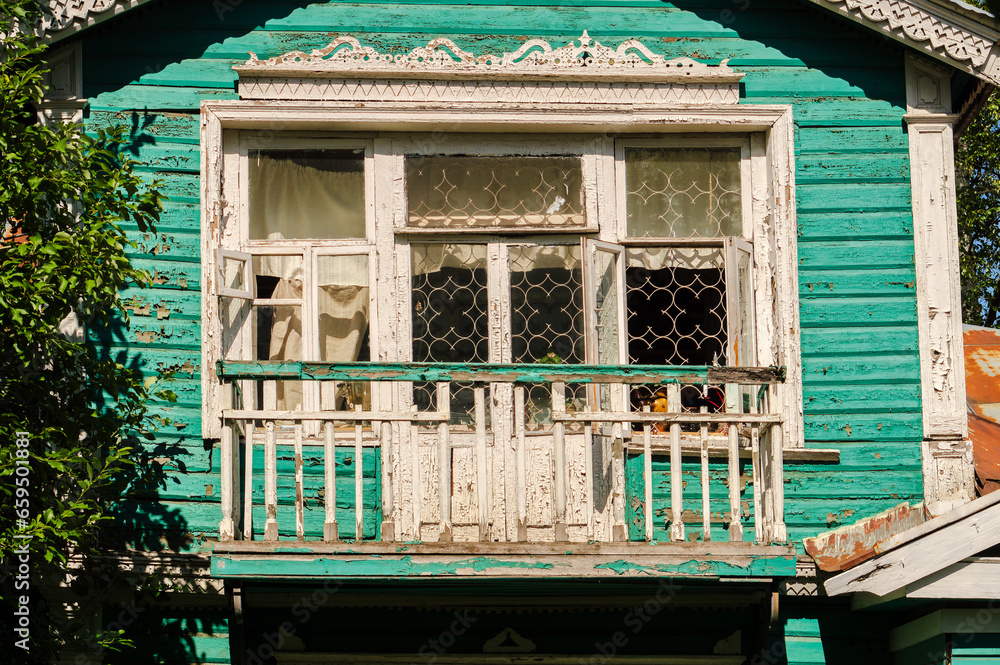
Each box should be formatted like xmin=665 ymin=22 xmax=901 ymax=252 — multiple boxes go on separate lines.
xmin=906 ymin=557 xmax=1000 ymax=599
xmin=217 ymin=360 xmax=785 ymax=385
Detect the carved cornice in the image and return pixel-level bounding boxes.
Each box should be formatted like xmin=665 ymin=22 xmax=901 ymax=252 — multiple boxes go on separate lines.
xmin=235 ymin=32 xmax=744 ymax=105
xmin=236 ymin=32 xmax=742 ymax=84
xmin=808 ymin=0 xmax=1000 ymax=83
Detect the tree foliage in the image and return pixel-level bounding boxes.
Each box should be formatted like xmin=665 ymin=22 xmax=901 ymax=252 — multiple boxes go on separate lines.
xmin=956 ymin=4 xmax=1000 ymax=326
xmin=0 ymin=0 xmax=168 ymax=661
xmin=956 ymin=88 xmax=1000 ymax=326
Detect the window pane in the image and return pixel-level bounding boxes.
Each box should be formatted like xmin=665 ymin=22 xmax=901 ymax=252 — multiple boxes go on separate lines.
xmin=222 ymin=255 xmax=246 ymax=291
xmin=625 ymin=147 xmax=741 ymax=238
xmin=249 ymin=149 xmax=365 ymax=239
xmin=406 ymin=156 xmax=585 ymax=228
xmin=509 ymin=245 xmax=585 ymax=430
xmin=252 ymin=255 xmax=302 ymax=300
xmin=317 ymin=255 xmax=371 ymax=412
xmin=625 ymin=247 xmax=727 ymax=366
xmin=253 ymin=304 xmax=302 ymax=411
xmin=411 ymin=243 xmax=489 ymax=425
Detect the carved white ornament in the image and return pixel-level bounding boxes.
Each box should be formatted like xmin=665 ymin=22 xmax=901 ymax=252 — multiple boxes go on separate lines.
xmin=819 ymin=0 xmax=996 ymax=67
xmin=236 ymin=31 xmax=741 ymax=83
xmin=235 ymin=32 xmax=744 ymax=105
xmin=40 ymin=0 xmax=149 ymax=35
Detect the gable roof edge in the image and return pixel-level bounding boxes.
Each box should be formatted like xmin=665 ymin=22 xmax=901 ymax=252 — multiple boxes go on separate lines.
xmin=799 ymin=0 xmax=1000 ymax=84
xmin=39 ymin=0 xmax=160 ymax=44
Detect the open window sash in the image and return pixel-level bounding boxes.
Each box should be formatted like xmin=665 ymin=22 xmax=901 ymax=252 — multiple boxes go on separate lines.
xmin=582 ymin=239 xmax=627 ymax=430
xmin=218 ymin=249 xmax=254 ymax=300
xmin=724 ymin=236 xmax=756 ymax=414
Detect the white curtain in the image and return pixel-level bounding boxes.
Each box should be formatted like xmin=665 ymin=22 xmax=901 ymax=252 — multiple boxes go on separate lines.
xmin=625 ymin=246 xmax=724 ymax=271
xmin=248 ymin=154 xmax=370 ymax=411
xmin=249 ymin=155 xmax=365 ymax=239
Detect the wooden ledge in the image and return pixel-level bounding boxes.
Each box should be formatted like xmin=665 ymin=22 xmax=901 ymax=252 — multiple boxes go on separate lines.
xmin=210 ymin=541 xmax=797 ymax=580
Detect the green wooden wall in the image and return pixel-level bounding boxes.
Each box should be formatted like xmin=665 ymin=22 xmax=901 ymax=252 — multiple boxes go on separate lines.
xmin=80 ymin=0 xmax=923 ymax=555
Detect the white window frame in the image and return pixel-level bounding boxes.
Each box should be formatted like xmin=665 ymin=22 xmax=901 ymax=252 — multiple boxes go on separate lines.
xmin=201 ymin=101 xmax=802 ymax=451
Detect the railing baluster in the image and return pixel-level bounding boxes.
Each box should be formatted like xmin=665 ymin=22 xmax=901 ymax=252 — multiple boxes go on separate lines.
xmin=437 ymin=382 xmax=452 ymax=541
xmin=355 ymin=404 xmax=364 ymax=541
xmin=379 ymin=418 xmax=393 ymax=542
xmin=768 ymin=385 xmax=787 ymax=543
xmin=700 ymin=405 xmax=711 ymax=541
xmin=294 ymin=423 xmax=304 ymax=541
xmin=750 ymin=398 xmax=763 ymax=543
xmin=514 ymin=386 xmax=527 ymax=542
xmin=411 ymin=404 xmax=422 ymax=541
xmin=642 ymin=405 xmax=653 ymax=542
xmin=728 ymin=416 xmax=743 ymax=543
xmin=264 ymin=420 xmax=278 ymax=541
xmin=474 ymin=386 xmax=489 ymax=541
xmin=323 ymin=421 xmax=339 ymax=542
xmin=668 ymin=384 xmax=685 ymax=543
xmin=243 ymin=422 xmax=255 ymax=540
xmin=220 ymin=415 xmax=235 ymax=541
xmin=552 ymin=381 xmax=567 ymax=541
xmin=584 ymin=421 xmax=594 ymax=541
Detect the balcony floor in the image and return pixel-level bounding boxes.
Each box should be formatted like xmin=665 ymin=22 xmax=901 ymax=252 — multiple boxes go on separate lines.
xmin=210 ymin=541 xmax=797 ymax=579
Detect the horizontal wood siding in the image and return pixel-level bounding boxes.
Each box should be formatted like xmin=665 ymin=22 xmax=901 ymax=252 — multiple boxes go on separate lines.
xmin=81 ymin=0 xmax=922 ymax=555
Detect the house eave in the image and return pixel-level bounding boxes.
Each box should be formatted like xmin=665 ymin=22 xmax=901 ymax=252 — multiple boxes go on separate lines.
xmin=39 ymin=0 xmax=161 ymax=44
xmin=798 ymin=0 xmax=1000 ymax=85
xmin=824 ymin=490 xmax=1000 ymax=597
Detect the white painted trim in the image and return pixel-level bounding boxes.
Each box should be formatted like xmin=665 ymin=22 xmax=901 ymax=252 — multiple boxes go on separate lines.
xmin=905 ymin=557 xmax=1000 ymax=599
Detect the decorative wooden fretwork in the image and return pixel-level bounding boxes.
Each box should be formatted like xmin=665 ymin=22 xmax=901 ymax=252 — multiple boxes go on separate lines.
xmin=233 ymin=32 xmax=746 ymax=105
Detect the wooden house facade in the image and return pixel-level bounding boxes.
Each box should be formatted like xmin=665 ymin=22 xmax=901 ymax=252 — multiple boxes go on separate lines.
xmin=35 ymin=0 xmax=1000 ymax=662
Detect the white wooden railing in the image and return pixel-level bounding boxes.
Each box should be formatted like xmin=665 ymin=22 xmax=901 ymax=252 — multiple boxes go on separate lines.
xmin=215 ymin=362 xmax=787 ymax=545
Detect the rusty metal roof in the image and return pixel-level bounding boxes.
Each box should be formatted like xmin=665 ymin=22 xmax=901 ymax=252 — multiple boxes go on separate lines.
xmin=966 ymin=324 xmax=1000 ymax=496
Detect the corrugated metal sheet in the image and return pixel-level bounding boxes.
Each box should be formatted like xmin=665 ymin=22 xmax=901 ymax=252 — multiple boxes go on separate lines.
xmin=965 ymin=325 xmax=1000 ymax=496
xmin=801 ymin=502 xmax=924 ymax=572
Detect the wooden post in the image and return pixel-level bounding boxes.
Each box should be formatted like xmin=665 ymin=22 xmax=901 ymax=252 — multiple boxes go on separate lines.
xmin=323 ymin=421 xmax=339 ymax=542
xmin=642 ymin=405 xmax=653 ymax=542
xmin=552 ymin=382 xmax=567 ymax=541
xmin=437 ymin=382 xmax=452 ymax=541
xmin=264 ymin=420 xmax=278 ymax=541
xmin=243 ymin=422 xmax=255 ymax=540
xmin=219 ymin=381 xmax=236 ymax=541
xmin=515 ymin=386 xmax=527 ymax=542
xmin=728 ymin=422 xmax=743 ymax=543
xmin=355 ymin=404 xmax=364 ymax=541
xmin=700 ymin=405 xmax=711 ymax=541
xmin=769 ymin=385 xmax=787 ymax=543
xmin=379 ymin=418 xmax=394 ymax=542
xmin=294 ymin=423 xmax=304 ymax=541
xmin=668 ymin=384 xmax=685 ymax=543
xmin=474 ymin=386 xmax=489 ymax=541
xmin=410 ymin=404 xmax=422 ymax=541
xmin=750 ymin=398 xmax=763 ymax=544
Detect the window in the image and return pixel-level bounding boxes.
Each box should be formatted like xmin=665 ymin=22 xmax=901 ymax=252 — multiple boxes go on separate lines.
xmin=202 ymin=38 xmax=802 ymax=449
xmin=210 ymin=132 xmax=771 ymax=433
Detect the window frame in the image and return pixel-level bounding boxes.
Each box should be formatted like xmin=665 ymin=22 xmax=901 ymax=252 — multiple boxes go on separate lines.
xmin=201 ymin=103 xmax=802 ymax=449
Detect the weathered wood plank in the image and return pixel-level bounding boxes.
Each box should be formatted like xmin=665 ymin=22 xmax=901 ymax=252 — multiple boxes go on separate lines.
xmin=217 ymin=361 xmax=785 ymax=384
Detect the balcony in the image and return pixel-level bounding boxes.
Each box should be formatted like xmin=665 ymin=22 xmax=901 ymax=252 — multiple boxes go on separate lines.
xmin=210 ymin=362 xmax=795 ymax=580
